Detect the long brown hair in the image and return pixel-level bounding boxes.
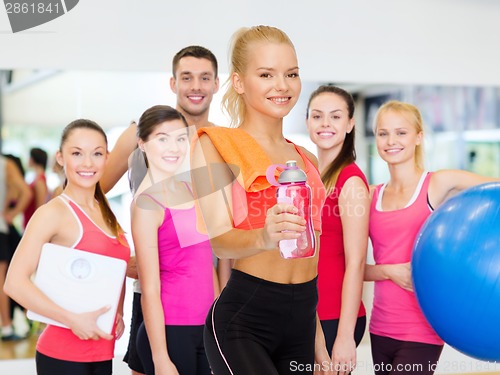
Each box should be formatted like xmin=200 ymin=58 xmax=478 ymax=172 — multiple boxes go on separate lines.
xmin=306 ymin=85 xmax=356 ymax=193
xmin=60 ymin=119 xmax=125 ymax=241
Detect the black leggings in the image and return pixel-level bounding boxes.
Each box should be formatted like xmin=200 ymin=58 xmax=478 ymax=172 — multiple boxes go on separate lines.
xmin=320 ymin=315 xmax=366 ymax=353
xmin=204 ymin=269 xmax=318 ymax=375
xmin=136 ymin=322 xmax=210 ymax=375
xmin=370 ymin=333 xmax=443 ymax=375
xmin=36 ymin=351 xmax=112 ymax=375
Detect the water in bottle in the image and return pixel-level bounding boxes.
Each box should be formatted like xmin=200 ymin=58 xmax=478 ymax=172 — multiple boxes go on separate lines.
xmin=266 ymin=160 xmax=316 ymax=259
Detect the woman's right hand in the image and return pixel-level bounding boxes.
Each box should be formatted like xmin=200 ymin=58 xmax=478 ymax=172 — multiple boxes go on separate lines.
xmin=68 ymin=305 xmax=114 ymax=341
xmin=155 ymin=359 xmax=180 ymax=375
xmin=385 ymin=262 xmax=413 ymax=291
xmin=260 ymin=203 xmax=306 ymax=250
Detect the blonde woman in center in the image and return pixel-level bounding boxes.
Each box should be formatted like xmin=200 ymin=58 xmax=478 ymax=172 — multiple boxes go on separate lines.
xmin=191 ymin=25 xmax=331 ymax=375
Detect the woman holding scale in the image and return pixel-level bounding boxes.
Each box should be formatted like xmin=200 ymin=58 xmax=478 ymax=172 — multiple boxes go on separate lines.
xmin=4 ymin=119 xmax=130 ymax=375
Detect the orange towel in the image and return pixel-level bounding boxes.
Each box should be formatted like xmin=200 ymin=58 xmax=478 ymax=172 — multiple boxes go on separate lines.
xmin=197 ymin=127 xmax=274 ymax=192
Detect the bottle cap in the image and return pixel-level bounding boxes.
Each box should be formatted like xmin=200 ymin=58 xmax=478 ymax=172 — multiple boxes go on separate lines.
xmin=278 ymin=160 xmax=307 ymax=184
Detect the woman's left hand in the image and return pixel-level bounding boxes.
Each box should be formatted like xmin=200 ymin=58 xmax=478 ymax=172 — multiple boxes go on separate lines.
xmin=115 ymin=314 xmax=125 ymax=340
xmin=331 ymin=335 xmax=356 ymax=375
xmin=314 ymin=341 xmax=335 ymax=375
xmin=385 ymin=262 xmax=413 ymax=291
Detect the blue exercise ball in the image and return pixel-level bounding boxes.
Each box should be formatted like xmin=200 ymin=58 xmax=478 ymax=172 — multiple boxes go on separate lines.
xmin=412 ymin=182 xmax=500 ymax=362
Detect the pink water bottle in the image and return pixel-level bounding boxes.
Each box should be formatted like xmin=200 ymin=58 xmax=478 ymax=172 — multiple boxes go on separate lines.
xmin=266 ymin=160 xmax=316 ymax=259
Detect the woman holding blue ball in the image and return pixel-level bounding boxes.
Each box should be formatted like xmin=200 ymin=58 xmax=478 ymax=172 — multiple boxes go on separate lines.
xmin=365 ymin=100 xmax=500 ymax=375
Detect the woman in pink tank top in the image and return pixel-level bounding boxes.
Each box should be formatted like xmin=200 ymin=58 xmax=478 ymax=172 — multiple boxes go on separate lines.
xmin=130 ymin=105 xmax=216 ymax=375
xmin=5 ymin=119 xmax=130 ymax=375
xmin=306 ymin=85 xmax=369 ymax=375
xmin=365 ymin=100 xmax=500 ymax=375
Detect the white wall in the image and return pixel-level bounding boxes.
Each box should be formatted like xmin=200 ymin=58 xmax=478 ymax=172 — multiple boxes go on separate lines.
xmin=1 ymin=1 xmax=500 ymax=373
xmin=1 ymin=0 xmax=500 ymax=86
xmin=2 ymin=70 xmax=221 ymax=129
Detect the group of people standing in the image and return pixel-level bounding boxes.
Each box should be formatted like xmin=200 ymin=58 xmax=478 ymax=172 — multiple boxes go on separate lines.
xmin=0 ymin=147 xmax=50 ymax=342
xmin=3 ymin=24 xmax=500 ymax=375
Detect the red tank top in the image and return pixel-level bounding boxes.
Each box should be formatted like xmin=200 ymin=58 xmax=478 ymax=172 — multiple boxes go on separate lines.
xmin=198 ymin=127 xmax=325 ymax=232
xmin=23 ymin=173 xmax=47 ymax=228
xmin=36 ymin=195 xmax=130 ymax=362
xmin=317 ymin=163 xmax=367 ymax=320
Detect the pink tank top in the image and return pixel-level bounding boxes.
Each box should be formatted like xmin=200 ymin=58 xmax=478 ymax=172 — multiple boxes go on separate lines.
xmin=142 ymin=184 xmax=214 ymax=325
xmin=369 ymin=172 xmax=443 ymax=345
xmin=37 ymin=195 xmax=130 ymax=362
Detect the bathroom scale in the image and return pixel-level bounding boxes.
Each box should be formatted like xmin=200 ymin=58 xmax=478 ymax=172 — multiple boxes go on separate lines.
xmin=27 ymin=242 xmax=127 ymax=334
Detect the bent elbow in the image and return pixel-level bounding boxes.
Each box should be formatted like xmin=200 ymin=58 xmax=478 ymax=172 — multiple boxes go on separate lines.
xmin=3 ymin=277 xmax=14 ymax=299
xmin=210 ymin=244 xmax=231 ymax=260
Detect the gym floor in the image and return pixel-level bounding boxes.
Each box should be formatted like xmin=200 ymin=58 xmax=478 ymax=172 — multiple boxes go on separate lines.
xmin=1 ymin=332 xmax=499 ymax=375
xmin=2 ymin=281 xmax=498 ymax=374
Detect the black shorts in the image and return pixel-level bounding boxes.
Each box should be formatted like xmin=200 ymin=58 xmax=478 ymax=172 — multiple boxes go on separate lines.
xmin=137 ymin=323 xmax=210 ymax=375
xmin=123 ymin=292 xmax=145 ymax=373
xmin=320 ymin=315 xmax=367 ymax=353
xmin=36 ymin=351 xmax=112 ymax=375
xmin=0 ymin=232 xmax=9 ymax=262
xmin=204 ymin=269 xmax=318 ymax=375
xmin=0 ymin=225 xmax=22 ymax=262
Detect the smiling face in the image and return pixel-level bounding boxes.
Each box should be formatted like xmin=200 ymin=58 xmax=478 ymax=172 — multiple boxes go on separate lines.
xmin=140 ymin=119 xmax=189 ymax=178
xmin=56 ymin=128 xmax=108 ymax=189
xmin=170 ymin=56 xmax=219 ymax=119
xmin=307 ymin=92 xmax=354 ymax=153
xmin=233 ymin=42 xmax=301 ymax=121
xmin=375 ymin=109 xmax=423 ymax=166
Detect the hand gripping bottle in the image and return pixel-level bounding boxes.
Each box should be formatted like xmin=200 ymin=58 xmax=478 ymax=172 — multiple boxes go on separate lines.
xmin=266 ymin=160 xmax=316 ymax=259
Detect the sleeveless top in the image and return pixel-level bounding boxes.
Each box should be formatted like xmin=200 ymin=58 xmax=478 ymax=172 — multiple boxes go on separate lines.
xmin=317 ymin=163 xmax=367 ymax=320
xmin=0 ymin=156 xmax=7 ymax=234
xmin=198 ymin=127 xmax=325 ymax=232
xmin=37 ymin=194 xmax=130 ymax=362
xmin=369 ymin=172 xmax=443 ymax=345
xmin=23 ymin=173 xmax=47 ymax=228
xmin=140 ymin=183 xmax=214 ymax=325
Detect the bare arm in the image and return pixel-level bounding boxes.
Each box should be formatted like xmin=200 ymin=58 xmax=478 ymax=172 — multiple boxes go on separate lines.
xmin=115 ymin=280 xmax=127 ymax=340
xmin=101 ymin=122 xmax=138 ymax=194
xmin=365 ymin=262 xmax=413 ymax=292
xmin=4 ymin=202 xmax=112 ymax=340
xmin=364 ymin=184 xmax=412 ymax=290
xmin=331 ymin=177 xmax=369 ymax=373
xmin=132 ymin=200 xmax=177 ymax=373
xmin=429 ymin=169 xmax=500 ymax=208
xmin=126 ymin=255 xmax=139 ymax=279
xmin=33 ymin=178 xmax=49 ymax=209
xmin=191 ymin=134 xmax=306 ymax=259
xmin=299 ymin=146 xmax=320 ymax=169
xmin=212 ymin=266 xmax=220 ymax=298
xmin=314 ymin=315 xmax=334 ymax=375
xmin=217 ymin=258 xmax=233 ymax=291
xmin=367 ymin=169 xmax=500 ymax=291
